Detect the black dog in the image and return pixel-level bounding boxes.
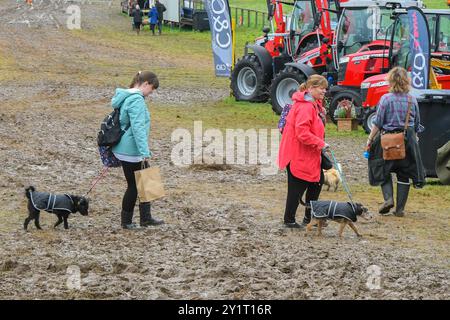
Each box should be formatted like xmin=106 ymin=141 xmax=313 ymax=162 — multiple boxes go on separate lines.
xmin=24 ymin=186 xmax=89 ymax=230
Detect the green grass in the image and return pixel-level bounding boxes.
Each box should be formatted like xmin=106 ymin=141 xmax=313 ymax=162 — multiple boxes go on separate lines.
xmin=424 ymin=0 xmax=449 ymax=9
xmin=229 ymin=0 xmax=270 ymax=12
xmin=154 ymin=97 xmax=278 ymax=130
xmin=153 ymin=96 xmax=366 ymax=139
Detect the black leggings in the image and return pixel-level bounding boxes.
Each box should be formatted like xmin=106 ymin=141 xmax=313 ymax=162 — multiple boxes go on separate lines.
xmin=121 ymin=160 xmax=147 ymax=212
xmin=284 ymin=164 xmax=323 ymax=224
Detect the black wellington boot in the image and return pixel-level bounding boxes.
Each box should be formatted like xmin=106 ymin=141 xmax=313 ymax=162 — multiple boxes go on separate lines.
xmin=379 ymin=178 xmax=394 ymax=214
xmin=139 ymin=202 xmax=164 ymax=227
xmin=121 ymin=210 xmax=139 ymax=229
xmin=394 ymin=182 xmax=410 ymax=217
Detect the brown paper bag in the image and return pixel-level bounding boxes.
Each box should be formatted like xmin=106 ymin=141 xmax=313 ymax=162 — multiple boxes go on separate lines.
xmin=134 ymin=166 xmax=166 ymax=202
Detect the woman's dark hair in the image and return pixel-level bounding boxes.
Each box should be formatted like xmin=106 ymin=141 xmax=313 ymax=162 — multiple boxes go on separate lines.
xmin=129 ymin=71 xmax=159 ymax=89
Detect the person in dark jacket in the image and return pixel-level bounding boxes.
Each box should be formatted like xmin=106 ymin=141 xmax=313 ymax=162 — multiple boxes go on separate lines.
xmin=367 ymin=67 xmax=425 ymax=217
xmin=155 ymin=0 xmax=166 ymax=35
xmin=132 ymin=4 xmax=143 ymax=35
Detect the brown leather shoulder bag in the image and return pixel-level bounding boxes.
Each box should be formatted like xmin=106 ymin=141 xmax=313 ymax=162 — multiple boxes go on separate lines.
xmin=380 ymin=96 xmax=412 ymax=161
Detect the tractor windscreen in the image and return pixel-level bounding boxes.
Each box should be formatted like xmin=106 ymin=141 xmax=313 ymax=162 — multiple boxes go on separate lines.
xmin=390 ymin=14 xmax=411 ymax=70
xmin=337 ymin=7 xmax=392 ymax=60
xmin=421 ymin=13 xmax=450 ymax=53
xmin=290 ymin=0 xmax=315 ymax=37
xmin=437 ymin=15 xmax=450 ymax=52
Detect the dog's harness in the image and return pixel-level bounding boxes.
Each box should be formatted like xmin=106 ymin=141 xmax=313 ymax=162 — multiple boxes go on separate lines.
xmin=310 ymin=200 xmax=358 ymax=222
xmin=29 ymin=191 xmax=74 ymax=213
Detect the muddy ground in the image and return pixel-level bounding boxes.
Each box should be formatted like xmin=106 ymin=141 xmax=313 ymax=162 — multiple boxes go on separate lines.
xmin=0 ymin=0 xmax=449 ymax=300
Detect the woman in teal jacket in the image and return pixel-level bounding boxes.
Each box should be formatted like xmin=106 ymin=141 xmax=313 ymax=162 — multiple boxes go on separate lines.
xmin=111 ymin=71 xmax=164 ymax=229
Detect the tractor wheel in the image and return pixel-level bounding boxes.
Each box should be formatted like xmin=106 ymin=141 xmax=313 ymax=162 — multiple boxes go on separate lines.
xmin=270 ymin=66 xmax=306 ymax=115
xmin=230 ymin=54 xmax=269 ymax=102
xmin=328 ymin=90 xmax=362 ymax=124
xmin=363 ymin=108 xmax=377 ymax=134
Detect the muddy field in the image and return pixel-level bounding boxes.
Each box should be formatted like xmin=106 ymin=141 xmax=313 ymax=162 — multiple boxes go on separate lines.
xmin=0 ymin=0 xmax=449 ymax=300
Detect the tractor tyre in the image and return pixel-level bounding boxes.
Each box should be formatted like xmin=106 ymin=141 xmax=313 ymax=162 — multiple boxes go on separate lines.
xmin=363 ymin=108 xmax=377 ymax=134
xmin=230 ymin=54 xmax=269 ymax=102
xmin=328 ymin=90 xmax=362 ymax=124
xmin=270 ymin=66 xmax=307 ymax=115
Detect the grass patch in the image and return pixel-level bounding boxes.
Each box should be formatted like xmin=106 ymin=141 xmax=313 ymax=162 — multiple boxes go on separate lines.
xmin=424 ymin=0 xmax=449 ymax=9
xmin=325 ymin=122 xmax=367 ymax=138
xmin=0 ymin=47 xmax=21 ymax=82
xmin=229 ymin=0 xmax=269 ymax=12
xmin=153 ymin=96 xmax=278 ymax=130
xmin=153 ymin=96 xmax=369 ymax=136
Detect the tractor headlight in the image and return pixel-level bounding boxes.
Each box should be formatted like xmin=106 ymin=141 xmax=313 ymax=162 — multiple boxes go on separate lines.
xmin=339 ymin=56 xmax=350 ymax=64
xmin=371 ymin=81 xmax=389 ymax=88
xmin=361 ymin=82 xmax=371 ymax=89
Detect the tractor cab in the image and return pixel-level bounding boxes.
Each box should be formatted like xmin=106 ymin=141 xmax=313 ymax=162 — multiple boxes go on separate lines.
xmin=327 ymin=0 xmax=421 ymax=124
xmin=426 ymin=10 xmax=450 ymax=59
xmin=290 ymin=0 xmax=316 ymax=40
xmin=332 ymin=0 xmax=420 ymax=72
xmin=289 ymin=0 xmax=340 ymax=57
xmin=360 ymin=8 xmax=450 ymax=133
xmin=231 ymin=0 xmax=342 ymax=111
xmin=389 ymin=9 xmax=450 ymax=69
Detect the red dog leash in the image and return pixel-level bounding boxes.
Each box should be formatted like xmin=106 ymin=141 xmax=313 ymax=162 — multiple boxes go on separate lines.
xmin=84 ymin=167 xmax=110 ymax=197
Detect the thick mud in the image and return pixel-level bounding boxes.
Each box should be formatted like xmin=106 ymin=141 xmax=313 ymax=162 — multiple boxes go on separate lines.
xmin=0 ymin=0 xmax=448 ymax=300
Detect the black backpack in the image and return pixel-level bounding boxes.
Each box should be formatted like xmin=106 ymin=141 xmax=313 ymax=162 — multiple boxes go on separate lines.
xmin=97 ymin=108 xmax=129 ymax=147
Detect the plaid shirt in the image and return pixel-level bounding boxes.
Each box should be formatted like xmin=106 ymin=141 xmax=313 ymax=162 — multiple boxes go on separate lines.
xmin=374 ymin=93 xmax=421 ymax=132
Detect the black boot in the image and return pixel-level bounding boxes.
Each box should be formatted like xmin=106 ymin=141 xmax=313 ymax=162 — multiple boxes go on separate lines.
xmin=121 ymin=210 xmax=138 ymax=229
xmin=394 ymin=182 xmax=410 ymax=217
xmin=139 ymin=202 xmax=164 ymax=227
xmin=379 ymin=178 xmax=394 ymax=214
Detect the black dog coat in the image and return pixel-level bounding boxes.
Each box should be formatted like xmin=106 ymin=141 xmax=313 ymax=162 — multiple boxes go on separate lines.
xmin=310 ymin=201 xmax=358 ymax=222
xmin=29 ymin=191 xmax=74 ymax=213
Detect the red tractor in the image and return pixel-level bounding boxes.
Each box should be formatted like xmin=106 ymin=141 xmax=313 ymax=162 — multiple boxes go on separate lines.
xmin=360 ymin=8 xmax=450 ymax=133
xmin=230 ymin=0 xmax=341 ymax=104
xmin=270 ymin=0 xmax=421 ymax=115
xmin=325 ymin=0 xmax=422 ymax=123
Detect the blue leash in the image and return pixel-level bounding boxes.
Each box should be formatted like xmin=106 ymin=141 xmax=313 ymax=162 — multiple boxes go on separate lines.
xmin=328 ymin=149 xmax=354 ymax=205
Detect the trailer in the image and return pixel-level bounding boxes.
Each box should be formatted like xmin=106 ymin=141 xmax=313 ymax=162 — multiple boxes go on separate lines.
xmin=415 ymin=89 xmax=450 ymax=183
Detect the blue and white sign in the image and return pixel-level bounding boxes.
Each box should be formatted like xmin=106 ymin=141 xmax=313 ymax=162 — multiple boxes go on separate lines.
xmin=204 ymin=0 xmax=233 ymax=77
xmin=408 ymin=7 xmax=430 ymax=89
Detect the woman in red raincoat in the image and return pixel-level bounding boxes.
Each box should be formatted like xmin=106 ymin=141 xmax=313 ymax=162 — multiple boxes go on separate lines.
xmin=278 ymin=75 xmax=329 ymax=228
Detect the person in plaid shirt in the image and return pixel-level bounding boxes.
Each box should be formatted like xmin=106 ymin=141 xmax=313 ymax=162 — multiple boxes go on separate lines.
xmin=373 ymin=92 xmax=421 ymax=133
xmin=366 ymin=67 xmax=425 ymax=217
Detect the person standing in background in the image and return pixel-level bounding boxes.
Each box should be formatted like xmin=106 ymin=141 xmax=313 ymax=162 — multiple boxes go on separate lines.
xmin=155 ymin=0 xmax=166 ymax=35
xmin=148 ymin=5 xmax=158 ymax=36
xmin=132 ymin=4 xmax=143 ymax=35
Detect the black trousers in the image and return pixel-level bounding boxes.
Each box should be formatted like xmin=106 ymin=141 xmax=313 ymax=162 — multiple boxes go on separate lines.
xmin=284 ymin=164 xmax=323 ymax=224
xmin=150 ymin=23 xmax=156 ymax=34
xmin=121 ymin=160 xmax=148 ymax=212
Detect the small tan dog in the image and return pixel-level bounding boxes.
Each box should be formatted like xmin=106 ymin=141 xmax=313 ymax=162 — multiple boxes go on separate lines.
xmin=323 ymin=168 xmax=341 ymax=192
